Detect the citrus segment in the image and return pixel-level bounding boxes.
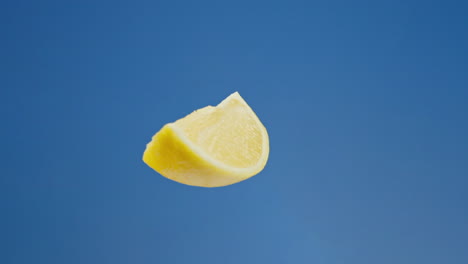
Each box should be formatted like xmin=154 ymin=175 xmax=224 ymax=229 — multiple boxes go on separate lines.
xmin=143 ymin=92 xmax=269 ymax=187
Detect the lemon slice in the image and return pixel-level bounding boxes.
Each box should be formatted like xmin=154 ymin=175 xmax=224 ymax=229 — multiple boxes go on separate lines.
xmin=143 ymin=92 xmax=269 ymax=187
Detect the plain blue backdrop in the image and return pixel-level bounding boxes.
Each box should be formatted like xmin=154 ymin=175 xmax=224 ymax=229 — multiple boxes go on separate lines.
xmin=2 ymin=0 xmax=468 ymax=263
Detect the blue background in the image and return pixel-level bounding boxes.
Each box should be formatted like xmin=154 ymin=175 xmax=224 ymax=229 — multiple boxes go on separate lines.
xmin=2 ymin=0 xmax=468 ymax=263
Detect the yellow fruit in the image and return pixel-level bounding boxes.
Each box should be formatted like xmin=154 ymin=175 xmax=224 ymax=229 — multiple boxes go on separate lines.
xmin=143 ymin=92 xmax=269 ymax=187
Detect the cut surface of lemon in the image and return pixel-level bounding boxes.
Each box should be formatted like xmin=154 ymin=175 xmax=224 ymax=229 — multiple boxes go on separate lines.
xmin=143 ymin=92 xmax=269 ymax=187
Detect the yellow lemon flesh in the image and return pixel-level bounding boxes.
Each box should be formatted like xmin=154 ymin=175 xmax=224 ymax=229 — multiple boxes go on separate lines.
xmin=143 ymin=92 xmax=269 ymax=187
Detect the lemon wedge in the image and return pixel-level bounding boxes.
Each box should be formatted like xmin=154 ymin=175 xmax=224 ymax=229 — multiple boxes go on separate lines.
xmin=143 ymin=92 xmax=269 ymax=187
